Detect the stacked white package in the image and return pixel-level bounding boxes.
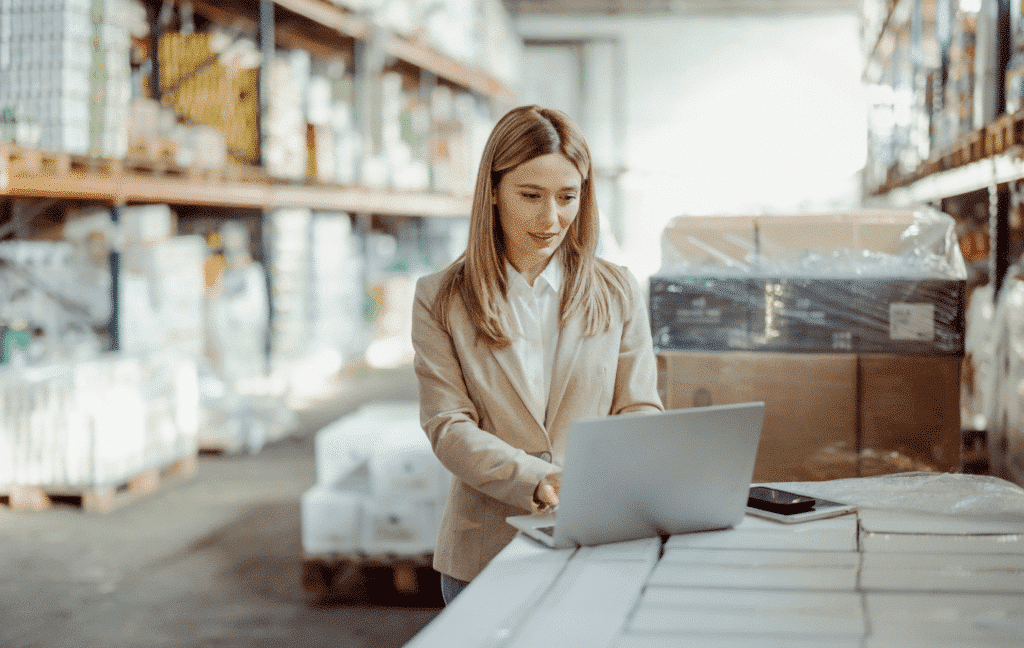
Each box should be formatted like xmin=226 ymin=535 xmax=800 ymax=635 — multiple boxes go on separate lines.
xmin=88 ymin=1 xmax=132 ymax=159
xmin=307 ymin=212 xmax=366 ymax=377
xmin=0 ymin=352 xmax=199 ymax=489
xmin=0 ymin=0 xmax=130 ymax=156
xmin=264 ymin=50 xmax=310 ymax=180
xmin=302 ymin=400 xmax=450 ymax=558
xmin=265 ymin=208 xmax=312 ymax=377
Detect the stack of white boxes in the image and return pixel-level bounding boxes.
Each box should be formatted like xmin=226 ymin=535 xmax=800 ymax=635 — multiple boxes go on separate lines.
xmin=265 ymin=208 xmax=313 ymax=377
xmin=309 ymin=212 xmax=366 ymax=370
xmin=0 ymin=351 xmax=199 ymax=488
xmin=264 ymin=50 xmax=310 ymax=180
xmin=0 ymin=0 xmax=130 ymax=157
xmin=301 ymin=401 xmax=449 ymax=558
xmin=89 ymin=0 xmax=131 ymax=158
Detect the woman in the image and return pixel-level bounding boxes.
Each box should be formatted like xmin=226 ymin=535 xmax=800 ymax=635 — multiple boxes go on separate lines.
xmin=411 ymin=105 xmax=663 ymax=604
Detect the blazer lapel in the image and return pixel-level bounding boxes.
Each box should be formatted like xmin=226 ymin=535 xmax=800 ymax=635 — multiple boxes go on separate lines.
xmin=546 ymin=314 xmax=585 ymax=428
xmin=489 ymin=343 xmax=546 ymax=430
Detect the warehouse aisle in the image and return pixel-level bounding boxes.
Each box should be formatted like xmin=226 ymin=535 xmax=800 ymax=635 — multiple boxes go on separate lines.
xmin=0 ymin=363 xmax=442 ymax=648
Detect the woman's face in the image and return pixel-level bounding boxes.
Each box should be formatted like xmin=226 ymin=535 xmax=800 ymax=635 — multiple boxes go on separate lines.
xmin=494 ymin=152 xmax=583 ymax=280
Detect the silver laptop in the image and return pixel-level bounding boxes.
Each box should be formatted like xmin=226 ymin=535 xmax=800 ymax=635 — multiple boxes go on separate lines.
xmin=506 ymin=402 xmax=765 ymax=548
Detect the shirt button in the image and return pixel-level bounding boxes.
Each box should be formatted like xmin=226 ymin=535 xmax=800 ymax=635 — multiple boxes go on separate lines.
xmin=540 ymin=452 xmax=552 ymax=462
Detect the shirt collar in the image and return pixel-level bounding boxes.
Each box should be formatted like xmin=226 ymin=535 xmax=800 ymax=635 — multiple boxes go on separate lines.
xmin=506 ymin=257 xmax=563 ymax=295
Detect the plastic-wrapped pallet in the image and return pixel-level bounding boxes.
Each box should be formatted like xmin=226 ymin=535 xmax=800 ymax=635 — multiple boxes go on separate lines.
xmin=301 ymin=488 xmax=363 ymax=555
xmin=653 ymin=209 xmax=969 ymax=482
xmin=302 ymin=400 xmax=449 ymax=557
xmin=0 ymin=352 xmax=199 ymax=489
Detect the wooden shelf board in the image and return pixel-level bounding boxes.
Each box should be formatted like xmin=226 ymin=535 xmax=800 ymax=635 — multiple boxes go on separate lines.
xmin=274 ymin=0 xmax=370 ymax=41
xmin=385 ymin=35 xmax=517 ymax=103
xmin=1 ymin=168 xmax=469 ymax=216
xmin=883 ymin=149 xmax=1024 ymax=206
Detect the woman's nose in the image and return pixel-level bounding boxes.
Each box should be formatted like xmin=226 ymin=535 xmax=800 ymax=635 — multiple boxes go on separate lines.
xmin=538 ymin=198 xmax=559 ymax=227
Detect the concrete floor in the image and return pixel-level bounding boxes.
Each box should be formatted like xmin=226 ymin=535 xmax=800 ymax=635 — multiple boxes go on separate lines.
xmin=0 ymin=363 xmax=444 ymax=648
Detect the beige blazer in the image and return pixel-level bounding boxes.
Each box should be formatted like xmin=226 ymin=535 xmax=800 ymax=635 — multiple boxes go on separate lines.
xmin=411 ymin=262 xmax=664 ymax=581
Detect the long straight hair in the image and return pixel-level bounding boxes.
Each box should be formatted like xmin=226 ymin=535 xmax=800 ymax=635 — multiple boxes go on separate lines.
xmin=433 ymin=105 xmax=630 ymax=348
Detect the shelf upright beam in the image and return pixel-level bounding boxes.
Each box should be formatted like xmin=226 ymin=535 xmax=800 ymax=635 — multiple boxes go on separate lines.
xmin=109 ymin=205 xmax=122 ymax=352
xmin=937 ymin=0 xmax=952 ymax=135
xmin=993 ymin=183 xmax=1011 ymax=295
xmin=997 ymin=0 xmax=1012 ymax=118
xmin=258 ymin=0 xmax=276 ymax=168
xmin=148 ymin=0 xmax=163 ymax=102
xmin=258 ymin=1 xmax=276 ymax=371
xmin=992 ymin=0 xmax=1013 ymax=298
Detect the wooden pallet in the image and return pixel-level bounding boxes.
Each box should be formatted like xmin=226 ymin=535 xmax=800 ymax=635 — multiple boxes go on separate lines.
xmin=2 ymin=142 xmax=262 ymax=185
xmin=302 ymin=552 xmax=434 ymax=596
xmin=0 ymin=455 xmax=197 ymax=514
xmin=0 ymin=144 xmax=72 ymax=178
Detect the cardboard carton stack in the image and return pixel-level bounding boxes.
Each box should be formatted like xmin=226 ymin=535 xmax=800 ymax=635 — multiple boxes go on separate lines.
xmin=651 ymin=210 xmax=968 ymax=482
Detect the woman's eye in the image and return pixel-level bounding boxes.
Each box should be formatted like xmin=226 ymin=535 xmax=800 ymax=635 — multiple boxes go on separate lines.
xmin=560 ymin=194 xmax=578 ymax=203
xmin=521 ymin=192 xmax=540 ymax=199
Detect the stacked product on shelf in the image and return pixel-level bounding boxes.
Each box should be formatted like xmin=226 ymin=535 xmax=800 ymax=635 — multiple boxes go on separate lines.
xmin=308 ymin=212 xmax=366 ymax=374
xmin=1006 ymin=0 xmax=1024 ymax=112
xmin=266 ymin=208 xmax=315 ymax=384
xmin=157 ymin=29 xmax=259 ymax=167
xmin=651 ymin=209 xmax=968 ymax=483
xmin=301 ymin=401 xmax=447 ymax=559
xmin=112 ymin=205 xmax=207 ymax=359
xmin=306 ymin=57 xmax=359 ymax=185
xmin=961 ymin=282 xmax=995 ymax=438
xmin=199 ymin=219 xmax=293 ymax=455
xmin=428 ymin=84 xmax=491 ymax=198
xmin=346 ymin=0 xmax=522 ymax=88
xmin=891 ymin=25 xmax=917 ymax=174
xmin=265 ymin=49 xmax=311 ymax=180
xmin=0 ymin=237 xmax=108 ymax=364
xmin=378 ymin=71 xmax=430 ymax=191
xmin=0 ymin=0 xmax=131 ymax=157
xmin=944 ymin=1 xmax=978 ymax=148
xmin=266 ymin=207 xmax=372 ymax=402
xmin=984 ymin=258 xmax=1024 ymax=487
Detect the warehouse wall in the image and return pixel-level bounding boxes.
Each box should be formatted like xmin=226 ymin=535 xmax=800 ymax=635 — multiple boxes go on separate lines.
xmin=515 ymin=12 xmax=867 ymax=281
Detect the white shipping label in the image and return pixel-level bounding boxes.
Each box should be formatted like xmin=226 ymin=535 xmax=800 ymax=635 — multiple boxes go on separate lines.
xmin=889 ymin=302 xmax=935 ymax=341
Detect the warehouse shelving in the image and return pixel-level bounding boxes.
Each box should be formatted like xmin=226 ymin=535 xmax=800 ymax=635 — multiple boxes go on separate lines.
xmin=1 ymin=0 xmax=515 ymax=217
xmin=0 ymin=0 xmax=517 ymax=492
xmin=864 ymin=0 xmax=1017 ymax=294
xmin=865 ymin=0 xmax=1024 ymax=485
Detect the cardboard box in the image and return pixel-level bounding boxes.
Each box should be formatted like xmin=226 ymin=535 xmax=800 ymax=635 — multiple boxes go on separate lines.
xmin=658 ymin=351 xmax=962 ymax=482
xmin=859 ymin=355 xmax=962 ymax=476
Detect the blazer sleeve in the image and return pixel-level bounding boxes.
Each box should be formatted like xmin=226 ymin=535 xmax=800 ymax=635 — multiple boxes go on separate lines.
xmin=411 ymin=274 xmax=556 ymax=511
xmin=610 ymin=267 xmax=665 ymax=415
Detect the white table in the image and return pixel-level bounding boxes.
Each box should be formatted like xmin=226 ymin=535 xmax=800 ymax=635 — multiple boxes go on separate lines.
xmin=405 ymin=474 xmax=1024 ymax=648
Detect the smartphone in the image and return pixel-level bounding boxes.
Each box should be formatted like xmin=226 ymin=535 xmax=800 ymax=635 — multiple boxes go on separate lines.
xmin=746 ymin=486 xmax=856 ymax=524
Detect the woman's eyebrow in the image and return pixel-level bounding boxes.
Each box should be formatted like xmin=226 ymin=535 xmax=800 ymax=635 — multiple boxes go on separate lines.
xmin=514 ymin=183 xmax=581 ymax=191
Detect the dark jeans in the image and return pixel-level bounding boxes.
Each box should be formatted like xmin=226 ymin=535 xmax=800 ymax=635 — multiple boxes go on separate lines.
xmin=440 ymin=573 xmax=470 ymax=605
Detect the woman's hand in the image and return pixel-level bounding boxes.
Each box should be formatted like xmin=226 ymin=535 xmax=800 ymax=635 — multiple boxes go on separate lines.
xmin=531 ymin=472 xmax=561 ymax=514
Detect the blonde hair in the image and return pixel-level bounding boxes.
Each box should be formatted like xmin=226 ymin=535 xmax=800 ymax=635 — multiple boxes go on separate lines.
xmin=433 ymin=105 xmax=631 ymax=347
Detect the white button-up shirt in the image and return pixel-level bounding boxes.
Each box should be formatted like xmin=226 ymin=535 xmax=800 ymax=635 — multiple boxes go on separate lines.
xmin=506 ymin=260 xmax=563 ymax=427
